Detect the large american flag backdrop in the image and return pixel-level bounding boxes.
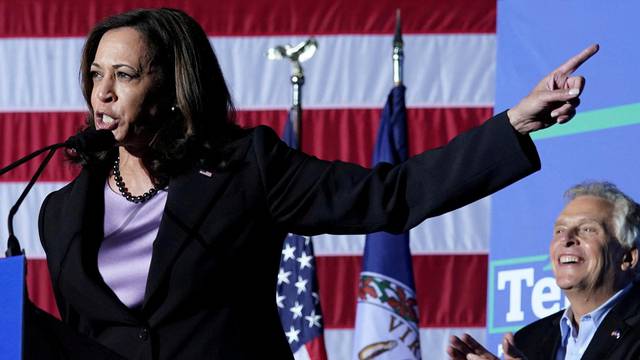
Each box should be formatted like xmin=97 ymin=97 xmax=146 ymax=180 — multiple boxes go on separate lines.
xmin=0 ymin=0 xmax=496 ymax=358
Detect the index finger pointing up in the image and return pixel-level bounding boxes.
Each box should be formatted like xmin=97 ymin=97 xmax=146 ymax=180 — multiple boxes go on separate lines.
xmin=555 ymin=44 xmax=599 ymax=75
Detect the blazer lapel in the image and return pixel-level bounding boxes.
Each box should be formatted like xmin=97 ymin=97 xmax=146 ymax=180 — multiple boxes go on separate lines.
xmin=581 ymin=283 xmax=640 ymax=360
xmin=539 ymin=315 xmax=562 ymax=360
xmin=142 ymin=167 xmax=234 ymax=310
xmin=56 ymin=169 xmax=139 ymax=324
xmin=54 ymin=170 xmax=92 ymax=274
xmin=141 ymin=133 xmax=252 ymax=310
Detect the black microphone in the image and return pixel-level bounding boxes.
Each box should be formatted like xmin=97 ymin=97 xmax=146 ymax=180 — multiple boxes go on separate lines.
xmin=64 ymin=128 xmax=117 ymax=154
xmin=0 ymin=128 xmax=116 ymax=177
xmin=3 ymin=128 xmax=116 ymax=257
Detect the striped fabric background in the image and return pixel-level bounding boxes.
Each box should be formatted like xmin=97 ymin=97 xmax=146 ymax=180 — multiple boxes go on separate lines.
xmin=0 ymin=1 xmax=497 ymax=358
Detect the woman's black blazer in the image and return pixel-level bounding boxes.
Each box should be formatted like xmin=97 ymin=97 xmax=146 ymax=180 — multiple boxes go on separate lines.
xmin=38 ymin=112 xmax=540 ymax=359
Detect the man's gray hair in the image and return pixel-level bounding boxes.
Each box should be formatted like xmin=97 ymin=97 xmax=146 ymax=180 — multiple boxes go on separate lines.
xmin=565 ymin=181 xmax=640 ymax=249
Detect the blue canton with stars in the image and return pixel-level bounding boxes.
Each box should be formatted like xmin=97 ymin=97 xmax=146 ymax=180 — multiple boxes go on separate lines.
xmin=277 ymin=234 xmax=325 ymax=352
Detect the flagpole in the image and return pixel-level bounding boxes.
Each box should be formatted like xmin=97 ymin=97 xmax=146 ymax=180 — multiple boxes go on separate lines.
xmin=352 ymin=9 xmax=421 ymax=359
xmin=290 ymin=64 xmax=303 ymax=144
xmin=393 ymin=9 xmax=404 ymax=87
xmin=267 ymin=38 xmax=318 ymax=149
xmin=267 ymin=39 xmax=328 ymax=360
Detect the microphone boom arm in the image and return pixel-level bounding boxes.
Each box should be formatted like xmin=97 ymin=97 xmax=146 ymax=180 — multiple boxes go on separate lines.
xmin=6 ymin=148 xmax=57 ymax=257
xmin=0 ymin=143 xmax=63 ymax=177
xmin=2 ymin=128 xmax=116 ymax=257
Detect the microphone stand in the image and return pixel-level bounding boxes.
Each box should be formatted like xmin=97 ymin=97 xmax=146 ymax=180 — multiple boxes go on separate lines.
xmin=1 ymin=129 xmax=116 ymax=257
xmin=0 ymin=143 xmax=63 ymax=177
xmin=5 ymin=147 xmax=59 ymax=257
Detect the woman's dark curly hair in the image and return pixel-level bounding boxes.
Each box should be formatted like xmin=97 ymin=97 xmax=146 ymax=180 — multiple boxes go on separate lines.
xmin=74 ymin=8 xmax=243 ymax=184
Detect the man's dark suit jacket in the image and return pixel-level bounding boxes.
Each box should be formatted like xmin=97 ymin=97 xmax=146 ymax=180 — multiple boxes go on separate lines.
xmin=514 ymin=282 xmax=640 ymax=360
xmin=38 ymin=112 xmax=540 ymax=359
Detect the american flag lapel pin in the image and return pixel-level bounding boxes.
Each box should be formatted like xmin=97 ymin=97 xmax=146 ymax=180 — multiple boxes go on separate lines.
xmin=610 ymin=329 xmax=621 ymax=339
xmin=199 ymin=169 xmax=213 ymax=177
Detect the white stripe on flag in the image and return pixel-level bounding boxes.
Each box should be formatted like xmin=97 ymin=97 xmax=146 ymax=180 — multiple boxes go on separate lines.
xmin=0 ymin=34 xmax=495 ymax=112
xmin=312 ymin=197 xmax=490 ymax=255
xmin=0 ymin=182 xmax=67 ymax=258
xmin=293 ymin=346 xmax=312 ymax=360
xmin=2 ymin=183 xmax=489 ymax=258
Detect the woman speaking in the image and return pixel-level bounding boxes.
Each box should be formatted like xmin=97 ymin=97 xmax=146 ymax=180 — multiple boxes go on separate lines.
xmin=37 ymin=8 xmax=597 ymax=359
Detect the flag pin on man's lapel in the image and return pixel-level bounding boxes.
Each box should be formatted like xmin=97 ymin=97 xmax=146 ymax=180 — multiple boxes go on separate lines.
xmin=610 ymin=329 xmax=621 ymax=339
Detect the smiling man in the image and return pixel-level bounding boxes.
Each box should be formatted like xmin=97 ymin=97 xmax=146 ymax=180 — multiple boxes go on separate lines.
xmin=448 ymin=181 xmax=640 ymax=360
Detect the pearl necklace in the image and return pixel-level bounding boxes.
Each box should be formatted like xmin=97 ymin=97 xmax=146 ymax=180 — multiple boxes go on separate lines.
xmin=112 ymin=156 xmax=160 ymax=203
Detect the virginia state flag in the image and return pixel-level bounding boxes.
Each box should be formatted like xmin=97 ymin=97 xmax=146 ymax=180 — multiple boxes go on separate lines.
xmin=352 ymin=85 xmax=421 ymax=360
xmin=277 ymin=112 xmax=328 ymax=360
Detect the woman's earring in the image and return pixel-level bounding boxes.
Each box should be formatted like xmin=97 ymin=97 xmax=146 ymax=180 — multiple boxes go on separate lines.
xmin=170 ymin=105 xmax=179 ymax=113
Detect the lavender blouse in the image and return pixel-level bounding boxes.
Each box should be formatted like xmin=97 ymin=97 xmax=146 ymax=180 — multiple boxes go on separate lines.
xmin=97 ymin=181 xmax=167 ymax=308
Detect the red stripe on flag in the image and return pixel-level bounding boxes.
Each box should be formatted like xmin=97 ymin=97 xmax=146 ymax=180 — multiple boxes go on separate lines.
xmin=316 ymin=254 xmax=487 ymax=328
xmin=27 ymin=254 xmax=487 ymax=328
xmin=27 ymin=258 xmax=60 ymax=319
xmin=304 ymin=335 xmax=329 ymax=360
xmin=0 ymin=107 xmax=490 ymax=182
xmin=0 ymin=0 xmax=495 ymax=38
xmin=0 ymin=112 xmax=84 ymax=182
xmin=239 ymin=107 xmax=492 ymax=168
xmin=413 ymin=254 xmax=488 ymax=327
